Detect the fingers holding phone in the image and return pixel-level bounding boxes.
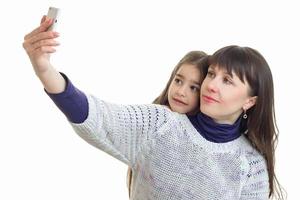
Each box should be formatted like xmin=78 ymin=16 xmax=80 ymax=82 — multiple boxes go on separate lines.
xmin=22 ymin=7 xmax=61 ymax=74
xmin=46 ymin=7 xmax=60 ymax=31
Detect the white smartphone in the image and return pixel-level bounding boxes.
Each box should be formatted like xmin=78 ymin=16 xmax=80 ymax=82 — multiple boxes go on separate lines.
xmin=47 ymin=7 xmax=60 ymax=31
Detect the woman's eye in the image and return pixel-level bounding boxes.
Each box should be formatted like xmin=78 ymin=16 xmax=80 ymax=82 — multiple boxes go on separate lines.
xmin=223 ymin=77 xmax=233 ymax=85
xmin=207 ymin=71 xmax=215 ymax=78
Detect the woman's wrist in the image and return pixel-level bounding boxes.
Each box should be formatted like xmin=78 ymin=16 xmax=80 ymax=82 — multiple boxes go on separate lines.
xmin=37 ymin=66 xmax=66 ymax=94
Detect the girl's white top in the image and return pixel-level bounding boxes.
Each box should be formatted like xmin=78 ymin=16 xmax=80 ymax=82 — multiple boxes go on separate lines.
xmin=71 ymin=95 xmax=269 ymax=200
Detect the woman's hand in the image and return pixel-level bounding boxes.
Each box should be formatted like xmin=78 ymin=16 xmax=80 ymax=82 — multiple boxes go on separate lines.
xmin=23 ymin=16 xmax=65 ymax=94
xmin=23 ymin=16 xmax=60 ymax=75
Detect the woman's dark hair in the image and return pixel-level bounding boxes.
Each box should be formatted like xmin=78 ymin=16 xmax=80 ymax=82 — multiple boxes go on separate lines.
xmin=207 ymin=45 xmax=285 ymax=199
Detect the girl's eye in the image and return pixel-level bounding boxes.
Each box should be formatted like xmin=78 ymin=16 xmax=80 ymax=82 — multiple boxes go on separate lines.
xmin=174 ymin=78 xmax=182 ymax=85
xmin=190 ymin=86 xmax=200 ymax=92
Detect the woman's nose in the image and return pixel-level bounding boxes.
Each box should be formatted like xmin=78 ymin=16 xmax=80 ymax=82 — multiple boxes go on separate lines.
xmin=207 ymin=79 xmax=219 ymax=93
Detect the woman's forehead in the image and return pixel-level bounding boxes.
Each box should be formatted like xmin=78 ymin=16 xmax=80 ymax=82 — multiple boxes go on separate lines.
xmin=209 ymin=64 xmax=232 ymax=74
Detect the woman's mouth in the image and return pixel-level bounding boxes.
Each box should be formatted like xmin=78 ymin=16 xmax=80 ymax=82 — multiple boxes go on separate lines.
xmin=202 ymin=95 xmax=219 ymax=103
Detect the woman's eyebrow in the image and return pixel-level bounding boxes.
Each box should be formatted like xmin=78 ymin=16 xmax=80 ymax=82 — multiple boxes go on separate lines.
xmin=210 ymin=66 xmax=234 ymax=78
xmin=224 ymin=72 xmax=233 ymax=78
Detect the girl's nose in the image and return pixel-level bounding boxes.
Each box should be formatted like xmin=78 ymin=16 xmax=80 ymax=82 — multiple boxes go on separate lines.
xmin=177 ymin=86 xmax=187 ymax=97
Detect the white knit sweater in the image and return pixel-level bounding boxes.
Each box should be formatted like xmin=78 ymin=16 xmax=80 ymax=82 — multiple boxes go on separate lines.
xmin=70 ymin=95 xmax=269 ymax=200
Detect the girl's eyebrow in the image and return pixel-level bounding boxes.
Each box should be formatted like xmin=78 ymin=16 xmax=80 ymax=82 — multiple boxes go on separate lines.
xmin=193 ymin=81 xmax=201 ymax=86
xmin=175 ymin=73 xmax=184 ymax=78
xmin=176 ymin=73 xmax=200 ymax=85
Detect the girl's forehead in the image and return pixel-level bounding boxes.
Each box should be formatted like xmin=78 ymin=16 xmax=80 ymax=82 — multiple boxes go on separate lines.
xmin=176 ymin=64 xmax=201 ymax=83
xmin=178 ymin=63 xmax=198 ymax=72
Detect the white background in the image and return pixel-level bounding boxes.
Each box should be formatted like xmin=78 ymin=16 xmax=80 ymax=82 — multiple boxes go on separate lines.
xmin=1 ymin=0 xmax=298 ymax=199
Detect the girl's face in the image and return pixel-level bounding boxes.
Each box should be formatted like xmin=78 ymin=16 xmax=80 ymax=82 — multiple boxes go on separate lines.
xmin=200 ymin=65 xmax=257 ymax=124
xmin=167 ymin=64 xmax=201 ymax=114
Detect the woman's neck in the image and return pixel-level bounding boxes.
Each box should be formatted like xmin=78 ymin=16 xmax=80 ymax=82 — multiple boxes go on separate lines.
xmin=188 ymin=112 xmax=242 ymax=143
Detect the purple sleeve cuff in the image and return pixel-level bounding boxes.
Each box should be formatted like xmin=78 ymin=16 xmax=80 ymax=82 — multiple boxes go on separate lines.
xmin=45 ymin=72 xmax=88 ymax=123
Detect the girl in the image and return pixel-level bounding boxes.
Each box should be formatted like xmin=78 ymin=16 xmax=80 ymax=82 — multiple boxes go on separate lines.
xmin=126 ymin=50 xmax=207 ymax=197
xmin=23 ymin=17 xmax=285 ymax=199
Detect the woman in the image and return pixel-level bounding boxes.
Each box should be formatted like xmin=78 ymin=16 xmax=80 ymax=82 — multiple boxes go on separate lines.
xmin=23 ymin=16 xmax=284 ymax=199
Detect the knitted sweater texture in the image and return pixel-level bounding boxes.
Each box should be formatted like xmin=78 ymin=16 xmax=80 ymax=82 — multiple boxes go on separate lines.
xmin=70 ymin=95 xmax=269 ymax=200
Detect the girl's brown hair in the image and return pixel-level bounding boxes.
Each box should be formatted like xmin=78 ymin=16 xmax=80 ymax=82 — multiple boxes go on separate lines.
xmin=207 ymin=45 xmax=285 ymax=199
xmin=127 ymin=51 xmax=208 ymax=197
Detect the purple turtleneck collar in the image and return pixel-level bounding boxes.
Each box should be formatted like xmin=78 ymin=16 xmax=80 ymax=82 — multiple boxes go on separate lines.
xmin=188 ymin=112 xmax=242 ymax=143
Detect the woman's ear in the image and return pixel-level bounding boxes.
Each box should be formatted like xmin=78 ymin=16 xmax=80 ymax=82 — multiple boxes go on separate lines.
xmin=243 ymin=96 xmax=257 ymax=110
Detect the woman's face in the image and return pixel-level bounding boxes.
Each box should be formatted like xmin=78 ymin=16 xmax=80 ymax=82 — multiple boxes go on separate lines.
xmin=167 ymin=64 xmax=201 ymax=114
xmin=200 ymin=65 xmax=256 ymax=124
